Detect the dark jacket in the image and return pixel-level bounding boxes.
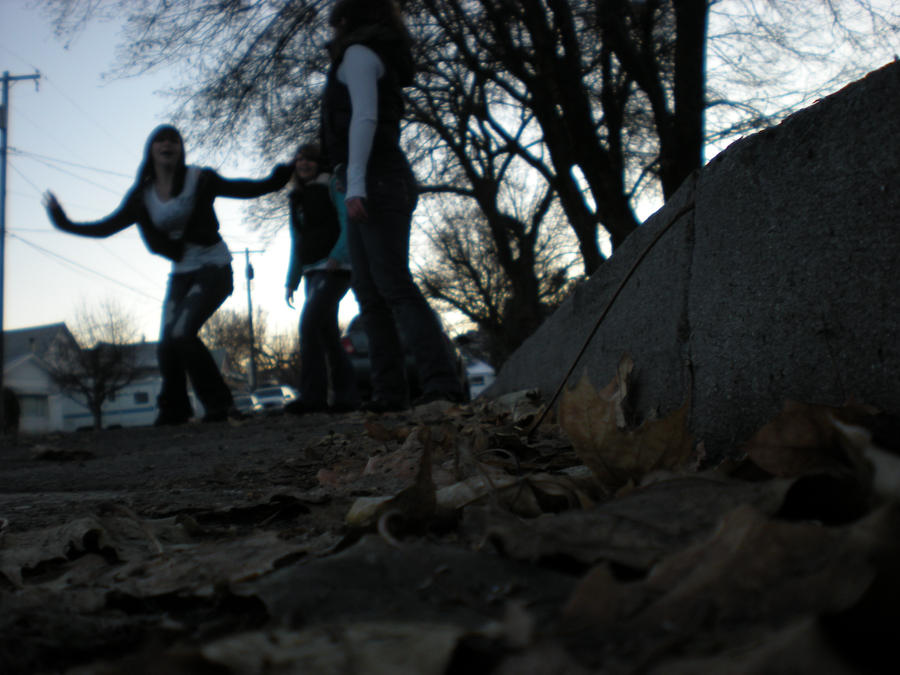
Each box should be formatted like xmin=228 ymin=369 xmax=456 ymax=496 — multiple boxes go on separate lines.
xmin=285 ymin=174 xmax=347 ymax=292
xmin=48 ymin=165 xmax=292 ymax=262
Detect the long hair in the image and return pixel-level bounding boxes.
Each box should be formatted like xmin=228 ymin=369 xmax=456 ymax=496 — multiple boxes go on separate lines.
xmin=329 ymin=0 xmax=407 ymax=35
xmin=134 ymin=124 xmax=187 ymax=195
xmin=291 ymin=142 xmax=323 ymax=190
xmin=327 ymin=0 xmax=414 ymax=84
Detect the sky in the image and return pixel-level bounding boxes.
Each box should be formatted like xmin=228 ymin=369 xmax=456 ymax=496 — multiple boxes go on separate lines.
xmin=0 ymin=0 xmax=351 ymax=344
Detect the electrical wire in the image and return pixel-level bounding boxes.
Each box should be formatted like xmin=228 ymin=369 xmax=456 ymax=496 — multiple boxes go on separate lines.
xmin=40 ymin=73 xmax=131 ymax=148
xmin=9 ymin=151 xmax=127 ymax=196
xmin=9 ymin=148 xmax=133 ymax=179
xmin=7 ymin=232 xmax=162 ymax=304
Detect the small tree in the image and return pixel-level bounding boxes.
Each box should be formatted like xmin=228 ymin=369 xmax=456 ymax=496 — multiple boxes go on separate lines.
xmin=259 ymin=331 xmax=303 ymax=389
xmin=200 ymin=307 xmax=258 ymax=382
xmin=200 ymin=306 xmax=302 ymax=388
xmin=48 ymin=300 xmax=144 ymax=430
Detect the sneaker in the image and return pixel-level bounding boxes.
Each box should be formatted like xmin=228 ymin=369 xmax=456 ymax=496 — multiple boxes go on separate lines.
xmin=359 ymin=397 xmax=408 ymax=413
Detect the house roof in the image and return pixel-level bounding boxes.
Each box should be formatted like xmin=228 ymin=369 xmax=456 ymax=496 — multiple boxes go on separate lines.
xmin=4 ymin=323 xmax=227 ymax=373
xmin=3 ymin=323 xmax=78 ymax=364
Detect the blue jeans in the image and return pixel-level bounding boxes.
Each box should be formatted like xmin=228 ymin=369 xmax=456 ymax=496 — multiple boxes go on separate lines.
xmin=299 ymin=269 xmax=359 ymax=408
xmin=346 ymin=161 xmax=463 ymax=403
xmin=157 ymin=264 xmax=234 ymax=418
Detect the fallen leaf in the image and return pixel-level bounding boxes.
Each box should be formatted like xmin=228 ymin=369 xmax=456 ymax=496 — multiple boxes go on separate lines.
xmin=364 ymin=420 xmax=412 ymax=443
xmin=741 ymin=400 xmax=872 ymax=479
xmin=558 ymin=361 xmax=693 ymax=489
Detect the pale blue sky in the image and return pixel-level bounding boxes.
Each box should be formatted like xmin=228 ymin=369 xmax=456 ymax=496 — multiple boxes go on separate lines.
xmin=0 ymin=0 xmax=343 ymax=343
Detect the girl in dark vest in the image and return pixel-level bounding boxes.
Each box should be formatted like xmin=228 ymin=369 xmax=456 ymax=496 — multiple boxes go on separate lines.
xmin=283 ymin=142 xmax=359 ymax=414
xmin=322 ymin=0 xmax=465 ymax=412
xmin=43 ymin=124 xmax=292 ymax=425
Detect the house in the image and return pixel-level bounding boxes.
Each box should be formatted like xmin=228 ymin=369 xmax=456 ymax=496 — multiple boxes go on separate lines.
xmin=57 ymin=341 xmax=163 ymax=431
xmin=3 ymin=323 xmax=79 ymax=433
xmin=4 ymin=323 xmax=226 ymax=433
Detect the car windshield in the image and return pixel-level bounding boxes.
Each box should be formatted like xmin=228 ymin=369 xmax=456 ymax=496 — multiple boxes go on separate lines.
xmin=255 ymin=387 xmax=284 ymax=398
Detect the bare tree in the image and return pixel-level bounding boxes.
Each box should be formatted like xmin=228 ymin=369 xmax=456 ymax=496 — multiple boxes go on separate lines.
xmin=200 ymin=307 xmax=302 ymax=387
xmin=259 ymin=331 xmax=304 ymax=389
xmin=47 ymin=300 xmax=145 ymax=430
xmin=415 ymin=189 xmax=578 ymax=364
xmin=200 ymin=307 xmax=262 ymax=383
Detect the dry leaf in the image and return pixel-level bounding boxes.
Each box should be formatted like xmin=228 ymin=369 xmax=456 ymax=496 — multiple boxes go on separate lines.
xmin=742 ymin=400 xmax=874 ymax=479
xmin=558 ymin=359 xmax=693 ymax=489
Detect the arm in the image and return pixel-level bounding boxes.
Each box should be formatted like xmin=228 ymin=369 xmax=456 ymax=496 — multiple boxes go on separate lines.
xmin=326 ymin=174 xmax=351 ymax=267
xmin=284 ymin=197 xmax=304 ymax=305
xmin=339 ymin=45 xmax=383 ymax=209
xmin=43 ymin=191 xmax=137 ymax=238
xmin=203 ymin=164 xmax=293 ymax=200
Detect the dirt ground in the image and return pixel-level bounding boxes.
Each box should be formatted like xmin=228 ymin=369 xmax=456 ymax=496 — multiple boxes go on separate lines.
xmin=0 ymin=393 xmax=897 ymax=674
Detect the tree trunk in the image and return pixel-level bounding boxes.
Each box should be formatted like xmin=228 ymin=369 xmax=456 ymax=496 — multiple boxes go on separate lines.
xmin=660 ymin=0 xmax=708 ymax=199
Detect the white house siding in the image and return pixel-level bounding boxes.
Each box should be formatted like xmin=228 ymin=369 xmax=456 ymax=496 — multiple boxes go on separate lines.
xmin=61 ymin=378 xmax=161 ymax=430
xmin=4 ymin=355 xmax=64 ymax=433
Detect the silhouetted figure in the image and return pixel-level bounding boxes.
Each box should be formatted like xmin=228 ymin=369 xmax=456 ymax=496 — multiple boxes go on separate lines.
xmin=283 ymin=142 xmax=359 ymax=414
xmin=2 ymin=387 xmax=20 ymax=436
xmin=322 ymin=0 xmax=464 ymax=412
xmin=44 ymin=125 xmax=292 ymax=425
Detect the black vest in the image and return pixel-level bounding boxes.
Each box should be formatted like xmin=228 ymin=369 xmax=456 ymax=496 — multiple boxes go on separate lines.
xmin=289 ymin=181 xmax=340 ymax=266
xmin=321 ymin=37 xmax=411 ymax=173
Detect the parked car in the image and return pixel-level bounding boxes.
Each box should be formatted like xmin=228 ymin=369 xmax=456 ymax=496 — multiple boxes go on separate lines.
xmin=232 ymin=393 xmax=260 ymax=416
xmin=463 ymin=355 xmax=496 ymax=399
xmin=341 ymin=315 xmax=470 ymax=402
xmin=251 ymin=385 xmax=299 ymax=414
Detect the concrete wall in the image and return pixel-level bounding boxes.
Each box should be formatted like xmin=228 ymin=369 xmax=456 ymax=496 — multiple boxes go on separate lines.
xmin=488 ymin=61 xmax=900 ymax=457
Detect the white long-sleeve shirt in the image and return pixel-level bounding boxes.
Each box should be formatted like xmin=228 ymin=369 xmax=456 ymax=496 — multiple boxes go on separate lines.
xmin=336 ymin=44 xmax=385 ymax=201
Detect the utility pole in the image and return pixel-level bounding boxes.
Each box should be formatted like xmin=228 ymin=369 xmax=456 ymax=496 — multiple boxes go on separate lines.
xmin=1 ymin=70 xmax=40 ymax=432
xmin=237 ymin=247 xmax=264 ymax=391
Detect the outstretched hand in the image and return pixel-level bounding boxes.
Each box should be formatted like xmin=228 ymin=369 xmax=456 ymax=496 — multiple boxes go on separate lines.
xmin=42 ymin=191 xmax=65 ymax=227
xmin=42 ymin=191 xmax=59 ymax=212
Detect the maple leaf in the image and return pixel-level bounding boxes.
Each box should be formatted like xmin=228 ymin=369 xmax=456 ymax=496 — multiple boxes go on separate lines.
xmin=558 ymin=356 xmax=693 ymax=489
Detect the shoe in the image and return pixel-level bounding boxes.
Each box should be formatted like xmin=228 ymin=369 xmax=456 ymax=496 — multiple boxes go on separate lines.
xmin=359 ymin=398 xmax=408 ymax=413
xmin=412 ymin=390 xmax=466 ymax=407
xmin=284 ymin=399 xmax=327 ymax=416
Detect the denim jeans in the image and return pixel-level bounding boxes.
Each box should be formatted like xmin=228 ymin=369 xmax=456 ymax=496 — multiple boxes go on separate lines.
xmin=346 ymin=160 xmax=463 ymax=403
xmin=157 ymin=264 xmax=234 ymax=418
xmin=299 ymin=269 xmax=359 ymax=408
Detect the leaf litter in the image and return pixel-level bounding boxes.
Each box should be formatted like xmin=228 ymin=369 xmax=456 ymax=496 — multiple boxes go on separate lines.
xmin=1 ymin=360 xmax=899 ymax=674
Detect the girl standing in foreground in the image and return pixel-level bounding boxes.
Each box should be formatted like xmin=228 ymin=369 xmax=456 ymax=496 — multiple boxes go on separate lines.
xmin=44 ymin=124 xmax=292 ymax=425
xmin=322 ymin=0 xmax=465 ymax=411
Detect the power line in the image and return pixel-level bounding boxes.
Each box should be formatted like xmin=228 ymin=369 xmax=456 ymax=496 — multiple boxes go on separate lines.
xmin=9 ymin=147 xmax=133 ymax=178
xmin=8 ymin=231 xmax=162 ymax=303
xmin=9 ymin=152 xmax=126 ymax=196
xmin=40 ymin=73 xmax=131 ymax=148
xmin=6 ymin=159 xmax=44 ymax=194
